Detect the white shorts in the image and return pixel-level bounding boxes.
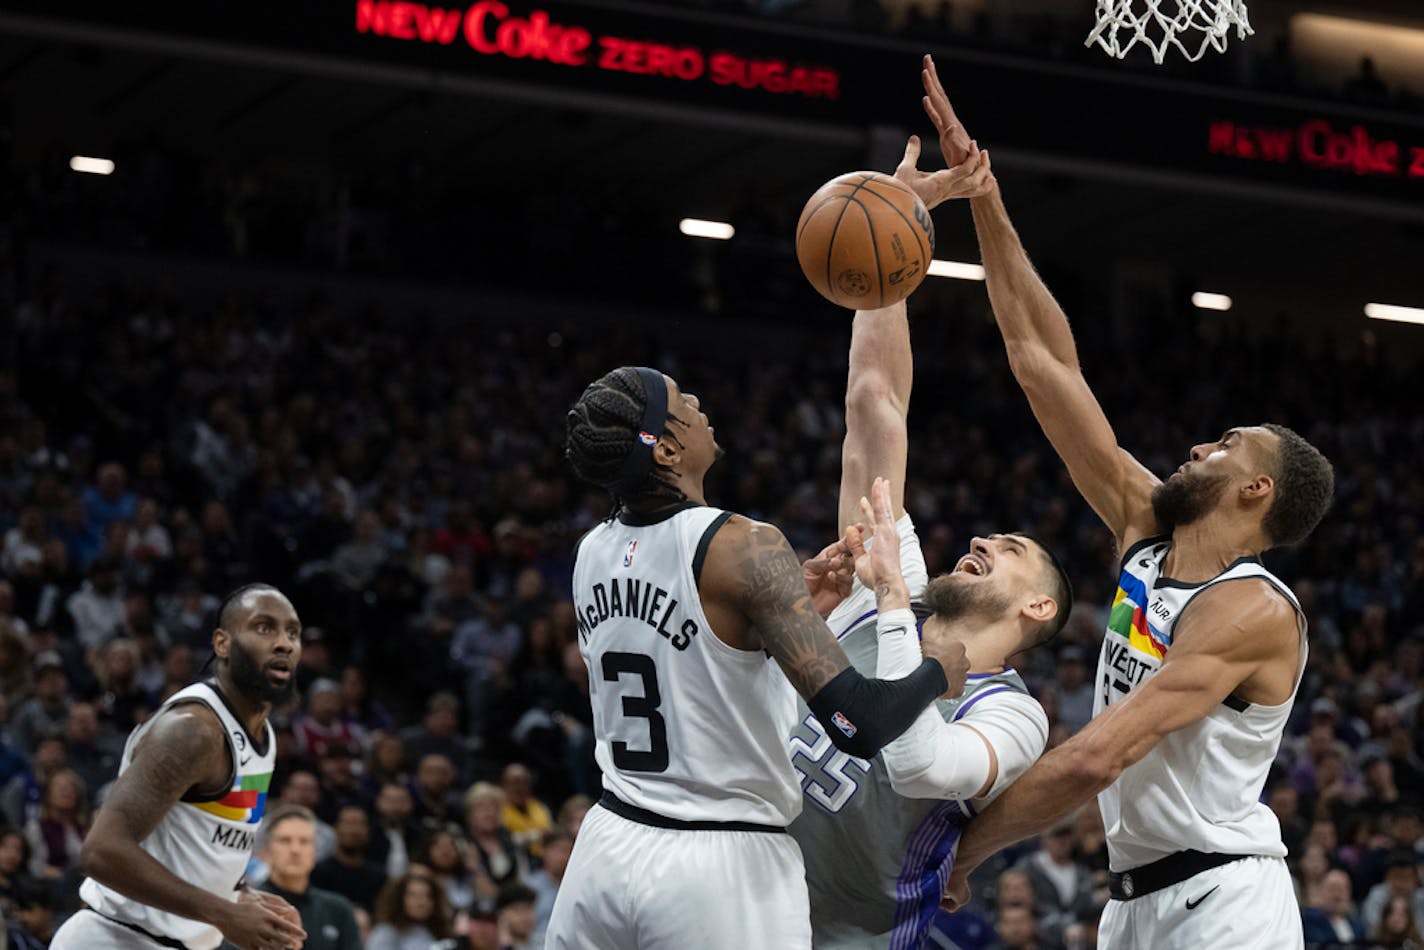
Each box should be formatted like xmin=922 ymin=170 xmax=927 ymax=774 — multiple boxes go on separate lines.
xmin=51 ymin=909 xmax=185 ymax=949
xmin=545 ymin=802 xmax=811 ymax=950
xmin=1099 ymin=855 xmax=1303 ymax=949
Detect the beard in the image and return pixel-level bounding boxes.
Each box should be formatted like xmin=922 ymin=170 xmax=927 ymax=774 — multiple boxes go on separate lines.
xmin=1151 ymin=471 xmax=1231 ymax=533
xmin=227 ymin=639 xmax=297 ymax=705
xmin=923 ymin=572 xmax=1015 ymax=624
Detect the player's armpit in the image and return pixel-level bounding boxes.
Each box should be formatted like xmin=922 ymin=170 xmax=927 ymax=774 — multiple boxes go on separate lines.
xmin=93 ymin=707 xmax=228 ymax=850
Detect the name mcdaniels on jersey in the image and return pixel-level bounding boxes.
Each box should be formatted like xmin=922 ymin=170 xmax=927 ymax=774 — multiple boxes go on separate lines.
xmin=575 ymin=577 xmax=700 ymax=652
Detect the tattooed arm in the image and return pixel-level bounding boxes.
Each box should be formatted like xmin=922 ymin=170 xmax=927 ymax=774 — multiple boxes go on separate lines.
xmin=80 ymin=706 xmax=307 ymax=950
xmin=699 ymin=515 xmax=967 ymax=757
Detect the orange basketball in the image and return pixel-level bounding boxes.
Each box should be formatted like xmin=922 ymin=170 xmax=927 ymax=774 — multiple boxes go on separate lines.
xmin=795 ymin=171 xmax=936 ymax=309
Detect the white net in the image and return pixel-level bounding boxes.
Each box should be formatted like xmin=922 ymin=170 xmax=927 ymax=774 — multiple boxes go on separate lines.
xmin=1086 ymin=0 xmax=1253 ymax=64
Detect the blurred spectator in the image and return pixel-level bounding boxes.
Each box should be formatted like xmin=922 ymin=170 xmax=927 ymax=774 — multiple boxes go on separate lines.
xmin=526 ymin=827 xmax=573 ymax=947
xmin=1374 ymin=892 xmax=1424 ymax=948
xmin=495 ymin=882 xmax=538 ymax=950
xmin=415 ymin=826 xmax=478 ymax=913
xmin=7 ymin=880 xmax=56 ymax=949
xmin=369 ymin=871 xmax=452 ymax=950
xmin=0 ymin=828 xmax=36 ymax=913
xmin=0 ymin=622 xmax=31 ymax=707
xmin=402 ymin=696 xmax=469 ymax=786
xmin=10 ymin=653 xmax=69 ymax=756
xmin=314 ymin=743 xmax=368 ymax=824
xmin=65 ymin=557 xmax=125 ymax=651
xmin=93 ymin=638 xmax=150 ymax=735
xmin=369 ymin=782 xmax=417 ymax=881
xmin=1302 ymin=868 xmax=1367 ymax=946
xmin=1047 ymin=646 xmax=1093 ymax=734
xmin=365 ymin=733 xmax=410 ymax=796
xmin=411 ymin=754 xmax=462 ymax=830
xmin=994 ymin=903 xmax=1040 ymax=950
xmin=1016 ymin=818 xmax=1094 ymax=946
xmin=556 ymin=795 xmax=593 ymax=839
xmin=451 ymin=596 xmax=521 ymax=740
xmin=464 ymin=783 xmax=530 ymax=891
xmin=258 ymin=804 xmax=362 ymax=950
xmin=2 ymin=736 xmax=65 ymax=829
xmin=83 ymin=463 xmax=137 ymax=539
xmin=1297 ymin=842 xmax=1332 ymax=908
xmin=340 ymin=666 xmax=394 ymax=734
xmin=296 ymin=679 xmax=365 ymax=764
xmin=1362 ymin=850 xmax=1424 ymax=936
xmin=276 ymin=770 xmax=337 ymax=861
xmin=499 ymin=764 xmax=552 ymax=858
xmin=312 ymin=803 xmax=388 ymax=912
xmin=62 ymin=702 xmax=118 ymax=801
xmin=24 ymin=768 xmax=87 ymax=881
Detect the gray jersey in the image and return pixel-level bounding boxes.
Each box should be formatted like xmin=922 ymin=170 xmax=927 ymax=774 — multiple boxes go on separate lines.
xmin=790 ymin=598 xmax=1036 ymax=949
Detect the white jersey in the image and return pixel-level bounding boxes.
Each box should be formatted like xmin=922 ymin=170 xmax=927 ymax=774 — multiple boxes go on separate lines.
xmin=1094 ymin=538 xmax=1307 ymax=871
xmin=79 ymin=681 xmax=277 ymax=950
xmin=572 ymin=503 xmax=800 ymax=826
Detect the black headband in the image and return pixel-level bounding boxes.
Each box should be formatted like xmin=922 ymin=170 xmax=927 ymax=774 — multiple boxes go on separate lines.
xmin=610 ymin=367 xmax=669 ymax=493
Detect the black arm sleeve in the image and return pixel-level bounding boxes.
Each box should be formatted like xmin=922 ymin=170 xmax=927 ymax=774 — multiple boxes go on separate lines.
xmin=806 ymin=659 xmax=947 ymax=759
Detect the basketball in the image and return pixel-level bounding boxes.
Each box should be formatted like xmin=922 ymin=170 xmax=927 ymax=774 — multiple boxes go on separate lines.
xmin=795 ymin=171 xmax=936 ymax=309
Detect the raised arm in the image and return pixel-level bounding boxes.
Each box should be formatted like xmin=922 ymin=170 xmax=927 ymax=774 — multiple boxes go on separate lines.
xmin=699 ymin=513 xmax=968 ymax=758
xmin=941 ymin=581 xmax=1300 ymax=908
xmin=81 ymin=707 xmax=307 ymax=950
xmin=920 ymin=57 xmax=1160 ymax=550
xmin=838 ymin=301 xmax=912 ymax=535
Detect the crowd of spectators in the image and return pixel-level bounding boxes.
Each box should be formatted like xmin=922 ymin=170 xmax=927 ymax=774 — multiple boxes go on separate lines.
xmin=0 ymin=257 xmax=1420 ymax=950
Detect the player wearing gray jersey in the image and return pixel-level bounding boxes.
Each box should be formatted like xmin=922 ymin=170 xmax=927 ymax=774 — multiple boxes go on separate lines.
xmin=923 ymin=56 xmax=1336 ymax=949
xmin=793 ymin=250 xmax=1069 ymax=947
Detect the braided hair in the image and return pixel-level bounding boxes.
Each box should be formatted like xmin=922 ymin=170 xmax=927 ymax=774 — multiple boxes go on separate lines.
xmin=566 ymin=367 xmax=688 ymax=515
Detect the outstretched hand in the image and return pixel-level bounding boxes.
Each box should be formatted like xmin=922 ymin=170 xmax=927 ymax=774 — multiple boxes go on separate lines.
xmin=893 ymin=134 xmax=996 ymax=211
xmin=920 ymin=54 xmax=995 ymax=194
xmin=845 ymin=478 xmax=908 ymax=608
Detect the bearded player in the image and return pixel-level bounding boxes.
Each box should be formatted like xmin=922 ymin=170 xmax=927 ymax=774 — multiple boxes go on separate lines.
xmin=54 ymin=584 xmax=307 ymax=950
xmin=789 ymin=156 xmax=1069 ymax=944
xmin=919 ymin=56 xmax=1335 ymax=949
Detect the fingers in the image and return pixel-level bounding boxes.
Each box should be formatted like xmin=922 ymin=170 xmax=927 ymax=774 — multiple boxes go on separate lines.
xmin=843 ymin=524 xmax=867 ymax=558
xmin=858 ymin=494 xmax=875 ymax=528
xmin=897 ymin=134 xmax=922 ymax=173
xmin=871 ymin=477 xmax=894 ymax=525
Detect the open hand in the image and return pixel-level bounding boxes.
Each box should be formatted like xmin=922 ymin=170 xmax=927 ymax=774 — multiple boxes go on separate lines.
xmin=846 ymin=478 xmax=908 ymax=609
xmin=921 ymin=54 xmax=977 ymax=167
xmin=894 ymin=135 xmax=995 ymax=211
xmin=803 ymin=535 xmax=858 ymax=617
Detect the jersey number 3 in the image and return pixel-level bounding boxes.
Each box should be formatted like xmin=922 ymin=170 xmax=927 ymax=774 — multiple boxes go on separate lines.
xmin=602 ymin=652 xmax=669 ymax=773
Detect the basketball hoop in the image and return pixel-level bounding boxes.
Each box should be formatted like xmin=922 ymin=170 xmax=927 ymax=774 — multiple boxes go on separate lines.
xmin=1086 ymin=0 xmax=1253 ymax=64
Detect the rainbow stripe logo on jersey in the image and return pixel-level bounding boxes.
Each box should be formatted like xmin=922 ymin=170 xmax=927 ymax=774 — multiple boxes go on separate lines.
xmin=190 ymin=771 xmax=272 ymax=825
xmin=1107 ymin=572 xmax=1170 ymax=660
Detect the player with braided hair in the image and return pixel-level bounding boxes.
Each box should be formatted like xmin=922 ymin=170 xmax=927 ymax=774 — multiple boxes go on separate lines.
xmin=551 ymin=134 xmax=996 ymax=949
xmin=552 ymin=363 xmax=969 ymax=948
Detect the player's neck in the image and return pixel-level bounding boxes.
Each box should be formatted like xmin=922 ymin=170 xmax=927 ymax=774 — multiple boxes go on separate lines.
xmin=936 ymin=620 xmax=1015 ymax=675
xmin=1165 ymin=515 xmax=1262 ymax=583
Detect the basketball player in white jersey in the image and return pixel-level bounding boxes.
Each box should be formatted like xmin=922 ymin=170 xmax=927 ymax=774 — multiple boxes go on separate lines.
xmin=791 ymin=276 xmax=1070 ymax=948
xmin=52 ymin=583 xmax=308 ymax=950
xmin=917 ymin=57 xmax=1336 ymax=948
xmin=550 ymin=348 xmax=973 ymax=948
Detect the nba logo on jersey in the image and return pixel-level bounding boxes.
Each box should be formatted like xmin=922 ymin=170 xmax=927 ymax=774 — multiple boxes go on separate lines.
xmin=623 ymin=539 xmax=638 ymax=568
xmin=637 ymin=431 xmax=658 ymax=446
xmin=831 ymin=711 xmax=857 ymax=737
